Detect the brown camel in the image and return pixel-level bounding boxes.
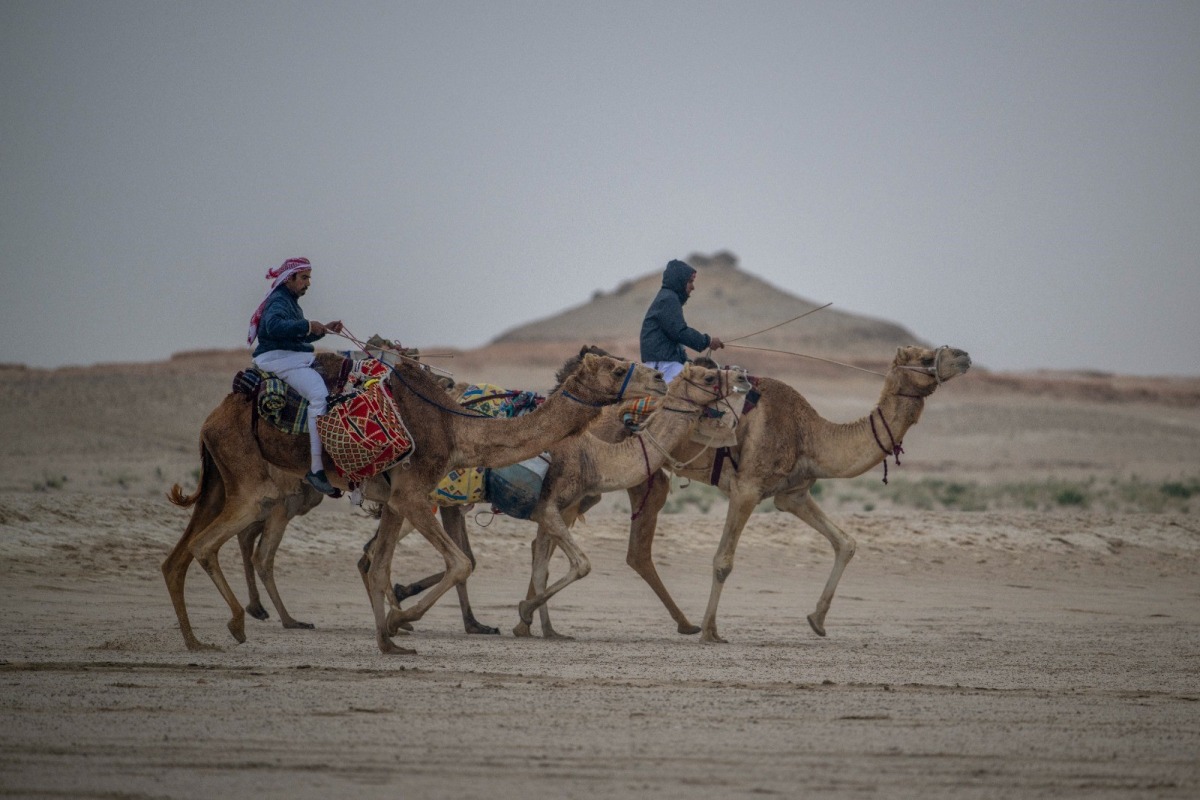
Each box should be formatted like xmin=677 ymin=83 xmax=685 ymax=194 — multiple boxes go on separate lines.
xmin=531 ymin=344 xmax=972 ymax=642
xmin=163 ymin=348 xmax=666 ymax=654
xmin=513 ymin=362 xmax=752 ymax=638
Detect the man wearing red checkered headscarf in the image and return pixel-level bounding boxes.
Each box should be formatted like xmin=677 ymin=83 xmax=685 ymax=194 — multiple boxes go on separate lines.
xmin=248 ymin=257 xmax=344 ymax=497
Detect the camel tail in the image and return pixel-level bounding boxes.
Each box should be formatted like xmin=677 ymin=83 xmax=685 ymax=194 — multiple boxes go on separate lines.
xmin=167 ymin=441 xmax=216 ymax=508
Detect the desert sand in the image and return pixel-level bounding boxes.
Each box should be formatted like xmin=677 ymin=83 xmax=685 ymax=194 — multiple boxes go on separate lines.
xmin=1 ymin=348 xmax=1198 ymax=799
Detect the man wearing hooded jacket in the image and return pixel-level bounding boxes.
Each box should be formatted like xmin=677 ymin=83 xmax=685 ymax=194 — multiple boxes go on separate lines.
xmin=639 ymin=258 xmax=725 ymax=382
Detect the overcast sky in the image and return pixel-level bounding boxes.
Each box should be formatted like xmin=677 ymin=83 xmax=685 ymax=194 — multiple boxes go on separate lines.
xmin=3 ymin=1 xmax=1197 ymax=376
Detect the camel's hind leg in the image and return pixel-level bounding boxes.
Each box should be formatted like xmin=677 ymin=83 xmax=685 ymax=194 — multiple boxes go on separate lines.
xmin=237 ymin=521 xmax=270 ymax=621
xmin=774 ymin=489 xmax=856 ymax=637
xmin=251 ymin=501 xmax=315 ymax=630
xmin=164 ymin=490 xmax=273 ymax=651
xmin=625 ymin=475 xmax=700 ymax=635
xmin=699 ymin=483 xmax=761 ymax=643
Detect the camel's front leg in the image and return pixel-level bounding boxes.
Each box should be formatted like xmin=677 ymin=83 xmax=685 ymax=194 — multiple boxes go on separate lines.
xmin=384 ymin=503 xmax=471 ymax=631
xmin=517 ymin=511 xmax=590 ymax=638
xmin=365 ymin=506 xmax=416 ymax=654
xmin=700 ymin=486 xmax=760 ymax=643
xmin=394 ymin=507 xmax=498 ymax=635
xmin=775 ymin=490 xmax=856 ymax=637
xmin=513 ymin=529 xmax=568 ymax=639
xmin=626 ymin=475 xmax=700 ymax=635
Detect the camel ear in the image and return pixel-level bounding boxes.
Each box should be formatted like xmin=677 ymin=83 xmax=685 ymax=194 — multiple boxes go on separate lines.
xmin=579 ymin=345 xmax=592 ymax=358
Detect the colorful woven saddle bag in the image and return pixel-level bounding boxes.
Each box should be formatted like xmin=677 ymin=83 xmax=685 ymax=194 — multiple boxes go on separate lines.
xmin=317 ymin=381 xmax=415 ymax=483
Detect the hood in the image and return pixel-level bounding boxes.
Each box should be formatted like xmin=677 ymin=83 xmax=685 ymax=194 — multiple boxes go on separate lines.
xmin=661 ymin=259 xmax=695 ymax=304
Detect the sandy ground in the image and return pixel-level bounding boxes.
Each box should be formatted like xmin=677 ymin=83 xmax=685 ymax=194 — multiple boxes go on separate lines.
xmin=1 ymin=354 xmax=1199 ymax=798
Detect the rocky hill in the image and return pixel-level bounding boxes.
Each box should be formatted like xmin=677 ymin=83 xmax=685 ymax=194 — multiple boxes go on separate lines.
xmin=492 ymin=251 xmax=926 ymax=365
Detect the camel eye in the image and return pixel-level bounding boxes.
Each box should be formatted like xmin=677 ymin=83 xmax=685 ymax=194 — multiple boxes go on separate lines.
xmin=920 ymin=357 xmax=935 ymax=366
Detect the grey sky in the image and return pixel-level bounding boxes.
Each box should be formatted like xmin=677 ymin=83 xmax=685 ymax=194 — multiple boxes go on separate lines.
xmin=3 ymin=1 xmax=1197 ymax=375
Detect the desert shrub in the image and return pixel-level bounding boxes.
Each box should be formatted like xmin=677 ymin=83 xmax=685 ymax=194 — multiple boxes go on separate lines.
xmin=1054 ymin=487 xmax=1088 ymax=507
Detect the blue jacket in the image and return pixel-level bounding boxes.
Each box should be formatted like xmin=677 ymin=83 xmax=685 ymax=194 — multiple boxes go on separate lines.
xmin=252 ymin=285 xmax=324 ymax=357
xmin=639 ymin=260 xmax=710 ymax=363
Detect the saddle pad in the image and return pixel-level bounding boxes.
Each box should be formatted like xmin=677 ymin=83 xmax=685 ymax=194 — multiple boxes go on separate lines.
xmin=258 ymin=375 xmax=309 ymax=436
xmin=430 ymin=467 xmax=488 ymax=507
xmin=458 ymin=383 xmax=542 ymax=418
xmin=317 ymin=382 xmax=415 ymax=482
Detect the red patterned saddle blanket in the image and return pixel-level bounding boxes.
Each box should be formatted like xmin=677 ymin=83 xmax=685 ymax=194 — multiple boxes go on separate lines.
xmin=317 ymin=380 xmax=414 ymax=483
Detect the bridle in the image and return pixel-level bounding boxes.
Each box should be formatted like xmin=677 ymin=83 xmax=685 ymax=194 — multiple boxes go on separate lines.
xmin=896 ymin=345 xmax=949 ymax=386
xmin=560 ymin=361 xmax=636 ymax=407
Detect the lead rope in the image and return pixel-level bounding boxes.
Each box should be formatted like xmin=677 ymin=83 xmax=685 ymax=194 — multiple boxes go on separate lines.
xmin=868 ymin=407 xmax=904 ymax=484
xmin=631 ymin=434 xmax=655 ymax=520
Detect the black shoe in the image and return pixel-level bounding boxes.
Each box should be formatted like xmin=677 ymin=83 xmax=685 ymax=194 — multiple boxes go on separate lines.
xmin=305 ymin=470 xmax=339 ymax=497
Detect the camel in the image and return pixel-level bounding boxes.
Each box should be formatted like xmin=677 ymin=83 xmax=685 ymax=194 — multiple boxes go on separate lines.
xmin=529 ymin=344 xmax=972 ymax=642
xmin=163 ymin=347 xmax=667 ymax=654
xmin=512 ymin=362 xmax=753 ymax=638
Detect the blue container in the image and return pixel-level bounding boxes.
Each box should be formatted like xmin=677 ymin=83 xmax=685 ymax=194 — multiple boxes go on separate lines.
xmin=485 ymin=454 xmax=550 ymax=519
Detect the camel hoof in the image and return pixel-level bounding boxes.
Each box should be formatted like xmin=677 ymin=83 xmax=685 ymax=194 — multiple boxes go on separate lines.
xmin=513 ymin=622 xmax=532 ymax=638
xmin=227 ymin=621 xmax=246 ymax=644
xmin=700 ymin=631 xmax=728 ymax=644
xmin=807 ymin=613 xmax=827 ymax=637
xmin=517 ymin=600 xmax=534 ymax=626
xmin=246 ymin=603 xmax=270 ymax=621
xmin=678 ymin=623 xmax=701 ymax=635
xmin=543 ymin=630 xmax=574 ymax=641
xmin=283 ymin=620 xmax=315 ymax=630
xmin=379 ymin=638 xmax=418 ymax=655
xmin=465 ymin=622 xmax=501 ymax=635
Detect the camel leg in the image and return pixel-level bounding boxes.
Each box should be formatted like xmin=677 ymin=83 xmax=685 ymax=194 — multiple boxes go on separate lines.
xmin=382 ymin=501 xmax=472 ymax=635
xmin=390 ymin=507 xmax=496 ymax=633
xmin=441 ymin=506 xmax=499 ymax=635
xmin=625 ymin=475 xmax=700 ymax=635
xmin=775 ymin=490 xmax=857 ymax=637
xmin=514 ymin=531 xmax=566 ymax=638
xmin=364 ymin=505 xmax=417 ymax=655
xmin=166 ymin=492 xmax=273 ymax=650
xmin=253 ymin=502 xmax=313 ymax=630
xmin=700 ymin=485 xmax=760 ymax=643
xmin=237 ymin=521 xmax=270 ymax=621
xmin=516 ymin=510 xmax=591 ymax=637
xmin=162 ymin=524 xmax=214 ymax=652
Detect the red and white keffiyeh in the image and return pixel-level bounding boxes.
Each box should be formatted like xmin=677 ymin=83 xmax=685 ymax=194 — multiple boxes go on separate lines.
xmin=247 ymin=257 xmax=312 ymax=344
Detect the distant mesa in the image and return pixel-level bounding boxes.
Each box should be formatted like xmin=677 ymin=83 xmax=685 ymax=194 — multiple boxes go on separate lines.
xmin=492 ymin=251 xmax=927 ymax=363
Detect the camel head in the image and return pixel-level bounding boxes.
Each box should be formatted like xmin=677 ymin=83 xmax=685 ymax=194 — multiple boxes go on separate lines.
xmin=670 ymin=363 xmax=754 ymax=407
xmin=887 ymin=345 xmax=972 ymax=396
xmin=563 ymin=352 xmax=668 ymax=405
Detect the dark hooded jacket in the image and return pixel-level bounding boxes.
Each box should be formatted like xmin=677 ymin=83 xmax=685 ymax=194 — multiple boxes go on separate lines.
xmin=639 ymin=260 xmax=711 ymax=363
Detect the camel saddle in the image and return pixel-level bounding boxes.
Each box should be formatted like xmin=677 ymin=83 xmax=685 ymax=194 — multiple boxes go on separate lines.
xmin=317 ymin=380 xmax=415 ymax=483
xmin=232 ymin=357 xmax=389 ymax=436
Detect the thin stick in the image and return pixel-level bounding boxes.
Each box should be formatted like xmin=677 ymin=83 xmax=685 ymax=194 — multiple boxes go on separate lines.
xmin=725 ymin=302 xmax=833 ymax=344
xmin=334 ymin=328 xmax=455 ymax=378
xmin=725 ymin=343 xmax=887 ymax=377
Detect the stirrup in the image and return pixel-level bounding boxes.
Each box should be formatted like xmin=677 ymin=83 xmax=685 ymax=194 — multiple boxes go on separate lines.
xmin=305 ymin=470 xmax=340 ymax=498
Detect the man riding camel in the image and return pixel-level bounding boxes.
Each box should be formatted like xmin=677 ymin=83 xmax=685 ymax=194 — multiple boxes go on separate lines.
xmin=639 ymin=258 xmax=724 ymax=383
xmin=247 ymin=257 xmax=344 ymax=497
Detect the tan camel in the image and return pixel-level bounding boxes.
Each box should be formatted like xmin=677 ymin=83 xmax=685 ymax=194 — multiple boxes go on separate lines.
xmin=513 ymin=363 xmax=753 ymax=638
xmin=163 ymin=348 xmax=666 ymax=654
xmin=531 ymin=344 xmax=972 ymax=642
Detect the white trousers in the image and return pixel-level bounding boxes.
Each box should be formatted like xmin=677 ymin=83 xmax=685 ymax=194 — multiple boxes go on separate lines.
xmin=643 ymin=360 xmax=685 ymax=384
xmin=254 ymin=350 xmax=328 ymax=473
